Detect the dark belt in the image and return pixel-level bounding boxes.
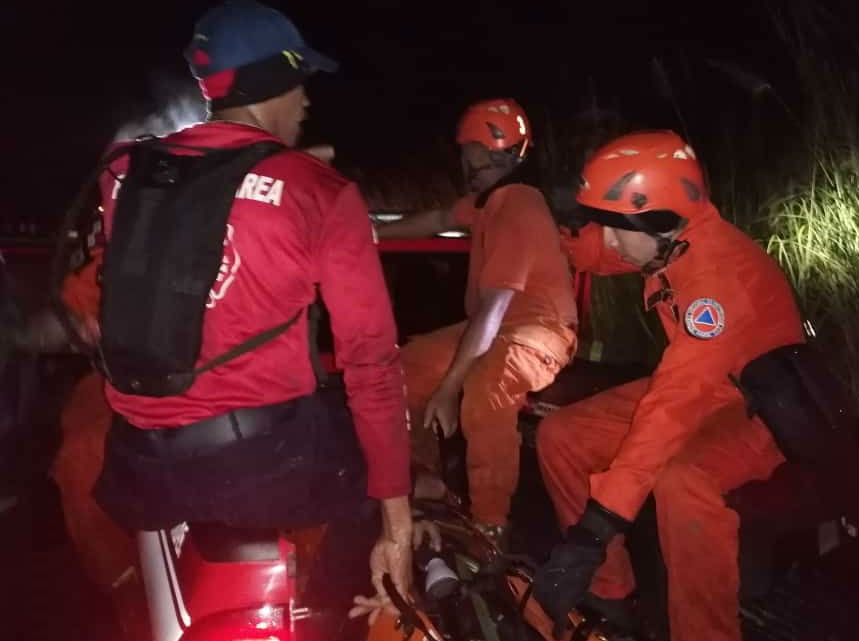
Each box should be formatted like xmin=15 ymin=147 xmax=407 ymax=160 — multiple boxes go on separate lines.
xmin=113 ymin=397 xmax=305 ymax=459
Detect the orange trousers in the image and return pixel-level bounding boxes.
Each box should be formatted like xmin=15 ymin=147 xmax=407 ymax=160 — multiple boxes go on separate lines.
xmin=401 ymin=322 xmax=561 ymax=526
xmin=537 ymin=378 xmax=784 ymax=641
xmin=50 ymin=372 xmax=137 ymax=592
xmin=51 ymin=372 xmax=149 ymax=638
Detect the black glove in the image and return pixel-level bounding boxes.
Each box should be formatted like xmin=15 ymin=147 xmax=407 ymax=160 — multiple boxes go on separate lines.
xmin=533 ymin=499 xmax=631 ymax=639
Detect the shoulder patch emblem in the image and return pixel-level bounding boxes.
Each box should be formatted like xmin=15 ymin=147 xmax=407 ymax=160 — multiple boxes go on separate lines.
xmin=684 ymin=298 xmax=725 ymax=339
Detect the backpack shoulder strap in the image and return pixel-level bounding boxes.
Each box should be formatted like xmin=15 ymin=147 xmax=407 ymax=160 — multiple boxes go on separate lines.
xmin=51 ymin=142 xmax=137 ymax=294
xmin=49 ymin=141 xmax=140 ymax=354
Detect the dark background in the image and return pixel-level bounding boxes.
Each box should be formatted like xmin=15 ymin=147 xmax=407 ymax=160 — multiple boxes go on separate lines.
xmin=2 ymin=0 xmax=856 ymax=231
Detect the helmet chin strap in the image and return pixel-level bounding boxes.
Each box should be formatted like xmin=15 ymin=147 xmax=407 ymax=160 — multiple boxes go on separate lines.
xmin=643 ymin=236 xmax=690 ymax=274
xmin=465 ymin=149 xmax=522 ymax=191
xmin=465 ymin=161 xmax=495 ymax=189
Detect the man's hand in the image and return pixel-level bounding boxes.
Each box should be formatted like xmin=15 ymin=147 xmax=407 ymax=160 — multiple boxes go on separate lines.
xmin=412 ymin=519 xmax=442 ymax=552
xmin=78 ymin=315 xmax=101 ymax=345
xmin=423 ymin=287 xmax=514 ymax=438
xmin=532 ymin=499 xmax=631 ymax=639
xmin=349 ymin=496 xmax=413 ymax=626
xmin=349 ymin=534 xmax=413 ymax=624
xmin=13 ymin=308 xmax=96 ymax=353
xmin=532 ymin=534 xmax=606 ymax=639
xmin=424 ymin=383 xmax=460 ymax=438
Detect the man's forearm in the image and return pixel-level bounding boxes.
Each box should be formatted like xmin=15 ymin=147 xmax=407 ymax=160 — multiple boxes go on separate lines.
xmin=440 ymin=288 xmax=514 ymax=392
xmin=15 ymin=308 xmax=75 ymax=353
xmin=376 ymin=208 xmax=449 ymax=239
xmin=380 ymin=495 xmax=413 ymax=541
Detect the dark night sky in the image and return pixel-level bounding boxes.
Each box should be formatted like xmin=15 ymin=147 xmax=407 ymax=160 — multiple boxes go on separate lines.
xmin=2 ymin=0 xmax=856 ymax=227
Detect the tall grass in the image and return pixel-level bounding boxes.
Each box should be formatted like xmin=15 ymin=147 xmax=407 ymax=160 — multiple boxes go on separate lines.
xmin=759 ymin=153 xmax=859 ymax=401
xmin=746 ymin=5 xmax=859 ymax=404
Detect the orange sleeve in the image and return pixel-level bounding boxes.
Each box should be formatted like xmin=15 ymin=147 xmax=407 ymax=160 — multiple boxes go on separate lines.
xmin=60 ymin=141 xmax=123 ymax=322
xmin=450 ymin=194 xmax=477 ymax=228
xmin=477 ymin=189 xmax=547 ymax=292
xmin=60 ymin=250 xmax=102 ymax=321
xmin=588 ymin=274 xmax=751 ymax=520
xmin=318 ymin=183 xmax=410 ymax=499
xmin=560 ymin=223 xmax=637 ymax=275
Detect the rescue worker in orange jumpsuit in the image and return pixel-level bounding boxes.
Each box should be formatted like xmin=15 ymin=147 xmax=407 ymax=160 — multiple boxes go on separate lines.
xmin=8 ymin=250 xmax=143 ymax=635
xmin=531 ymin=131 xmax=802 ymax=641
xmin=377 ymin=99 xmax=578 ymax=542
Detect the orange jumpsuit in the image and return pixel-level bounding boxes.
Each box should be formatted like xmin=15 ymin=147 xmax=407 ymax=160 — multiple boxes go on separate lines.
xmin=49 ymin=257 xmax=141 ymax=632
xmin=539 ymin=207 xmax=802 ymax=641
xmin=402 ymin=185 xmax=578 ymax=526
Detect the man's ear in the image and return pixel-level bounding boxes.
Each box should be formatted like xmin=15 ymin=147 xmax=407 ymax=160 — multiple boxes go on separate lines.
xmin=302 ymin=145 xmax=335 ymax=165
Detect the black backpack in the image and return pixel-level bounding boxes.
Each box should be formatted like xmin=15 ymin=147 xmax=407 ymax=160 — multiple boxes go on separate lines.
xmin=54 ymin=136 xmax=305 ymax=397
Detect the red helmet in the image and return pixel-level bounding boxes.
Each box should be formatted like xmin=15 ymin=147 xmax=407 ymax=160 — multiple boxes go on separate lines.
xmin=576 ymin=130 xmax=709 ymax=231
xmin=456 ymin=98 xmax=531 ymax=156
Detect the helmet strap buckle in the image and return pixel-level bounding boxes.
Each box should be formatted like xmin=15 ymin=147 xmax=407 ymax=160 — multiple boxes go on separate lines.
xmin=644 ymin=237 xmax=689 ymax=274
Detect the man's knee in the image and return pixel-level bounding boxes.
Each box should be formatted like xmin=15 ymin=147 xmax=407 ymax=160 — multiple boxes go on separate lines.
xmin=653 ymin=460 xmax=726 ymax=515
xmin=460 ymin=383 xmax=519 ymax=440
xmin=536 ymin=411 xmax=571 ymax=465
xmin=653 ymin=461 xmax=695 ymax=500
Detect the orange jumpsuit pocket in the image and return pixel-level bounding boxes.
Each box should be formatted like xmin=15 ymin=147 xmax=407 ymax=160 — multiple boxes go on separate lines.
xmin=464 ymin=338 xmax=562 ymax=413
xmin=460 ymin=339 xmax=563 ymax=524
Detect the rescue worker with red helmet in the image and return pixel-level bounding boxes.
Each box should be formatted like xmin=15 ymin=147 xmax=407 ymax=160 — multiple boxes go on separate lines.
xmin=531 ymin=130 xmax=803 ymax=641
xmin=377 ymin=99 xmax=578 ymax=543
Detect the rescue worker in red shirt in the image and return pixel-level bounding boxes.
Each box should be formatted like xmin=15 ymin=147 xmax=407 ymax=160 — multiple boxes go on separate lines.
xmin=531 ymin=130 xmax=803 ymax=641
xmin=377 ymin=99 xmax=578 ymax=543
xmin=15 ymin=146 xmax=347 ymax=640
xmin=57 ymin=2 xmax=412 ymax=636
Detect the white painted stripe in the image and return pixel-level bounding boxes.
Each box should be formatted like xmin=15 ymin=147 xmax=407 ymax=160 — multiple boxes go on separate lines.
xmin=160 ymin=529 xmax=192 ymax=627
xmin=137 ymin=530 xmax=188 ymax=641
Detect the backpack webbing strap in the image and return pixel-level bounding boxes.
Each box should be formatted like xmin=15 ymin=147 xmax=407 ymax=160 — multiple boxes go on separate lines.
xmin=192 ymin=307 xmax=304 ymax=377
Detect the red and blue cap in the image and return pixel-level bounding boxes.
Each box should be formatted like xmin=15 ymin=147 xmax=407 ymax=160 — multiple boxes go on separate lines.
xmin=185 ymin=0 xmax=338 ymax=109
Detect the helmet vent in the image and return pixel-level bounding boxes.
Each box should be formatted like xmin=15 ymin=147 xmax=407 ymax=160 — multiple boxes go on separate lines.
xmin=486 ymin=122 xmax=506 ymax=140
xmin=603 ymin=172 xmax=637 ymax=201
xmin=681 ymin=178 xmax=701 ymax=202
xmin=631 ymin=192 xmax=648 ymax=209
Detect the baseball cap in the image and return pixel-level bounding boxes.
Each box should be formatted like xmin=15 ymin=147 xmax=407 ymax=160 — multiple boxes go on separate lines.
xmin=185 ymin=0 xmax=338 ymax=109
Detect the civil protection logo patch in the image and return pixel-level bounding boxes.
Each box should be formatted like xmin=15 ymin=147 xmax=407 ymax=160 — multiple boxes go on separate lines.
xmin=684 ymin=298 xmax=725 ymax=339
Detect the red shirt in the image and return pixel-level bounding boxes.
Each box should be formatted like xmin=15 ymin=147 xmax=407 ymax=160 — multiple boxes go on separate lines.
xmin=74 ymin=121 xmax=409 ymax=499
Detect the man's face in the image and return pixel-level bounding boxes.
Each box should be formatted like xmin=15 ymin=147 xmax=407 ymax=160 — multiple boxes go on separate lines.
xmin=460 ymin=142 xmax=507 ymax=193
xmin=267 ymin=85 xmax=309 ymax=146
xmin=602 ymin=226 xmax=661 ymax=267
